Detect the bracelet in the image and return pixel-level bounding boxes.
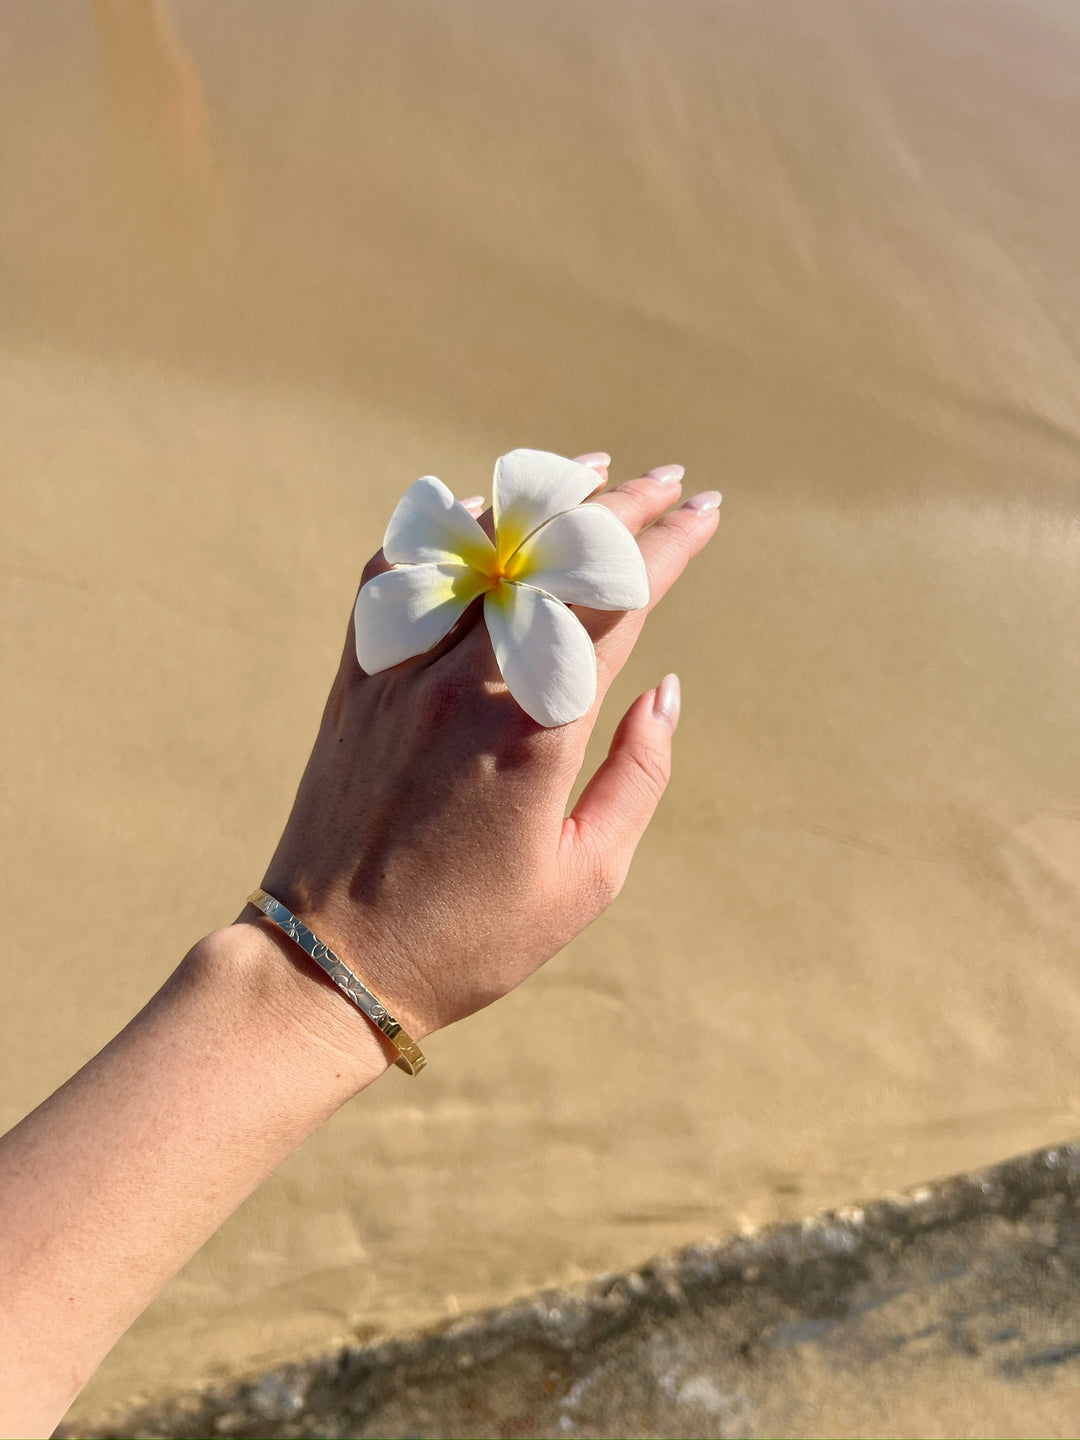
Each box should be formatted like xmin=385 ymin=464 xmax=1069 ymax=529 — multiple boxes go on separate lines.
xmin=246 ymin=888 xmax=427 ymax=1077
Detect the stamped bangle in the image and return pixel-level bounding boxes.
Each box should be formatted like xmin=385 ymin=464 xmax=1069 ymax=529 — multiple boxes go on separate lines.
xmin=246 ymin=888 xmax=426 ymax=1077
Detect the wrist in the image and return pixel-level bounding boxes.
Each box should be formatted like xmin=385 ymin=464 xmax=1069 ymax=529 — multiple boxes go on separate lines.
xmin=189 ymin=918 xmax=396 ymax=1100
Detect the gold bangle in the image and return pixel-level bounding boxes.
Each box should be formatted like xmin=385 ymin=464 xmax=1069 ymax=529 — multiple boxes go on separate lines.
xmin=246 ymin=888 xmax=426 ymax=1077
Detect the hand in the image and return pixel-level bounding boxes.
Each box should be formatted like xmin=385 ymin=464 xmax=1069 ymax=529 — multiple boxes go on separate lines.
xmin=244 ymin=458 xmax=721 ymax=1046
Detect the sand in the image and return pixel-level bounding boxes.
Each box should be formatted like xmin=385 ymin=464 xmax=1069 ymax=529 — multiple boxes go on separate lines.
xmin=2 ymin=0 xmax=1079 ymax=1423
xmin=58 ymin=1144 xmax=1080 ymax=1440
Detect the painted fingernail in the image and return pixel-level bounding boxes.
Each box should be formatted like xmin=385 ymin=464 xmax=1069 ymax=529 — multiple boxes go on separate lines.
xmin=647 ymin=464 xmax=685 ymax=484
xmin=575 ymin=452 xmax=611 ymax=469
xmin=654 ymin=672 xmax=681 ymax=731
xmin=683 ymin=490 xmax=722 ymax=513
xmin=461 ymin=495 xmax=485 ymax=512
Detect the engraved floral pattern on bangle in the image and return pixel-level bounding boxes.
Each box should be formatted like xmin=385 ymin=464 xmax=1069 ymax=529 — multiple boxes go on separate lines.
xmin=248 ymin=890 xmax=426 ymax=1075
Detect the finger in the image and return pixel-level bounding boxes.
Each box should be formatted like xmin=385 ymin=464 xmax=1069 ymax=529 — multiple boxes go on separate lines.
xmin=573 ymin=452 xmax=611 ymax=491
xmin=360 ymin=546 xmax=391 ymax=586
xmin=579 ymin=491 xmax=721 ymax=698
xmin=561 ymin=674 xmax=681 ymax=901
xmin=430 ymin=463 xmax=705 ymax=702
xmin=585 ymin=463 xmax=685 ymax=533
xmin=334 ymin=543 xmax=392 ymax=678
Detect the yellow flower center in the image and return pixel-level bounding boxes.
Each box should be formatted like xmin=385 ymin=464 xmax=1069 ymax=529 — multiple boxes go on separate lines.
xmin=500 ymin=545 xmax=529 ymax=583
xmin=472 ymin=534 xmax=529 ymax=587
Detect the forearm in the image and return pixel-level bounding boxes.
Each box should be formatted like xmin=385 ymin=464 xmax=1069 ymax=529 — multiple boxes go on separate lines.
xmin=0 ymin=922 xmax=392 ymax=1439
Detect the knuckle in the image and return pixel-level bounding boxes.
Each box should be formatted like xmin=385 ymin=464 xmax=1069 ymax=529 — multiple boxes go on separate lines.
xmin=628 ymin=740 xmax=671 ymax=798
xmin=592 ymin=850 xmax=626 ymax=907
xmin=639 ymin=519 xmax=696 ymax=608
xmin=493 ymin=708 xmax=567 ymax=775
xmin=658 ymin=515 xmax=696 ymax=566
xmin=360 ymin=550 xmax=389 ymax=587
xmin=569 ymin=816 xmax=624 ymax=910
xmin=590 ymin=478 xmax=651 ymax=527
xmin=415 ymin=669 xmax=472 ymax=729
xmin=322 ymin=673 xmax=349 ymax=737
xmin=612 ymin=477 xmax=657 ymax=515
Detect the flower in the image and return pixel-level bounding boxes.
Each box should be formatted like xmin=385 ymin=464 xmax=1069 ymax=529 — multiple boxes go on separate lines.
xmin=353 ymin=448 xmax=649 ymax=726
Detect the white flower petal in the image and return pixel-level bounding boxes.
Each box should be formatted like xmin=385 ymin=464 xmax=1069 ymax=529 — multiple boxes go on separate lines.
xmin=492 ymin=449 xmax=603 ymax=559
xmin=354 ymin=563 xmax=487 ymax=674
xmin=508 ymin=503 xmax=649 ymax=610
xmin=483 ymin=582 xmax=597 ymax=727
xmin=384 ymin=475 xmax=496 ymax=570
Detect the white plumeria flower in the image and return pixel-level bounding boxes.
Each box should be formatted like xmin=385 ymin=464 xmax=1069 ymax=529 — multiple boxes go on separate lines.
xmin=354 ymin=449 xmax=649 ymax=726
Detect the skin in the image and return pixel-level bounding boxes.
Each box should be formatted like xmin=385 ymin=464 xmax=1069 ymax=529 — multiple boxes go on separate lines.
xmin=0 ymin=459 xmax=720 ymax=1437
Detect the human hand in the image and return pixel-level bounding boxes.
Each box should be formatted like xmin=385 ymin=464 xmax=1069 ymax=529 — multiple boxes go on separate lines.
xmin=245 ymin=457 xmax=721 ymax=1049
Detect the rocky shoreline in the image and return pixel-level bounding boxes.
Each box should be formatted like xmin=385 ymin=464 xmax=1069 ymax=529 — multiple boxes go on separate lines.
xmin=62 ymin=1139 xmax=1080 ymax=1439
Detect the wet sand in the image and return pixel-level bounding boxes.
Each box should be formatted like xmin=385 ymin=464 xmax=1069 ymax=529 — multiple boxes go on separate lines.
xmin=59 ymin=1142 xmax=1080 ymax=1440
xmin=2 ymin=0 xmax=1080 ymax=1423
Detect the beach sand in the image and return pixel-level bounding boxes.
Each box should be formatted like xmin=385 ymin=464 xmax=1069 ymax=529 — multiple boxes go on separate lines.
xmin=2 ymin=0 xmax=1079 ymax=1423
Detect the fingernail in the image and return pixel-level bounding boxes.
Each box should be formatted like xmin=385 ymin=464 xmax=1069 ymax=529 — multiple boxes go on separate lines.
xmin=647 ymin=464 xmax=685 ymax=484
xmin=461 ymin=495 xmax=485 ymax=511
xmin=653 ymin=672 xmax=681 ymax=731
xmin=575 ymin=452 xmax=611 ymax=469
xmin=683 ymin=490 xmax=722 ymax=513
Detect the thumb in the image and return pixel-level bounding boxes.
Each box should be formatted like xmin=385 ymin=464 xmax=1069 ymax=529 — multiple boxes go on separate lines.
xmin=562 ymin=674 xmax=681 ymax=904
